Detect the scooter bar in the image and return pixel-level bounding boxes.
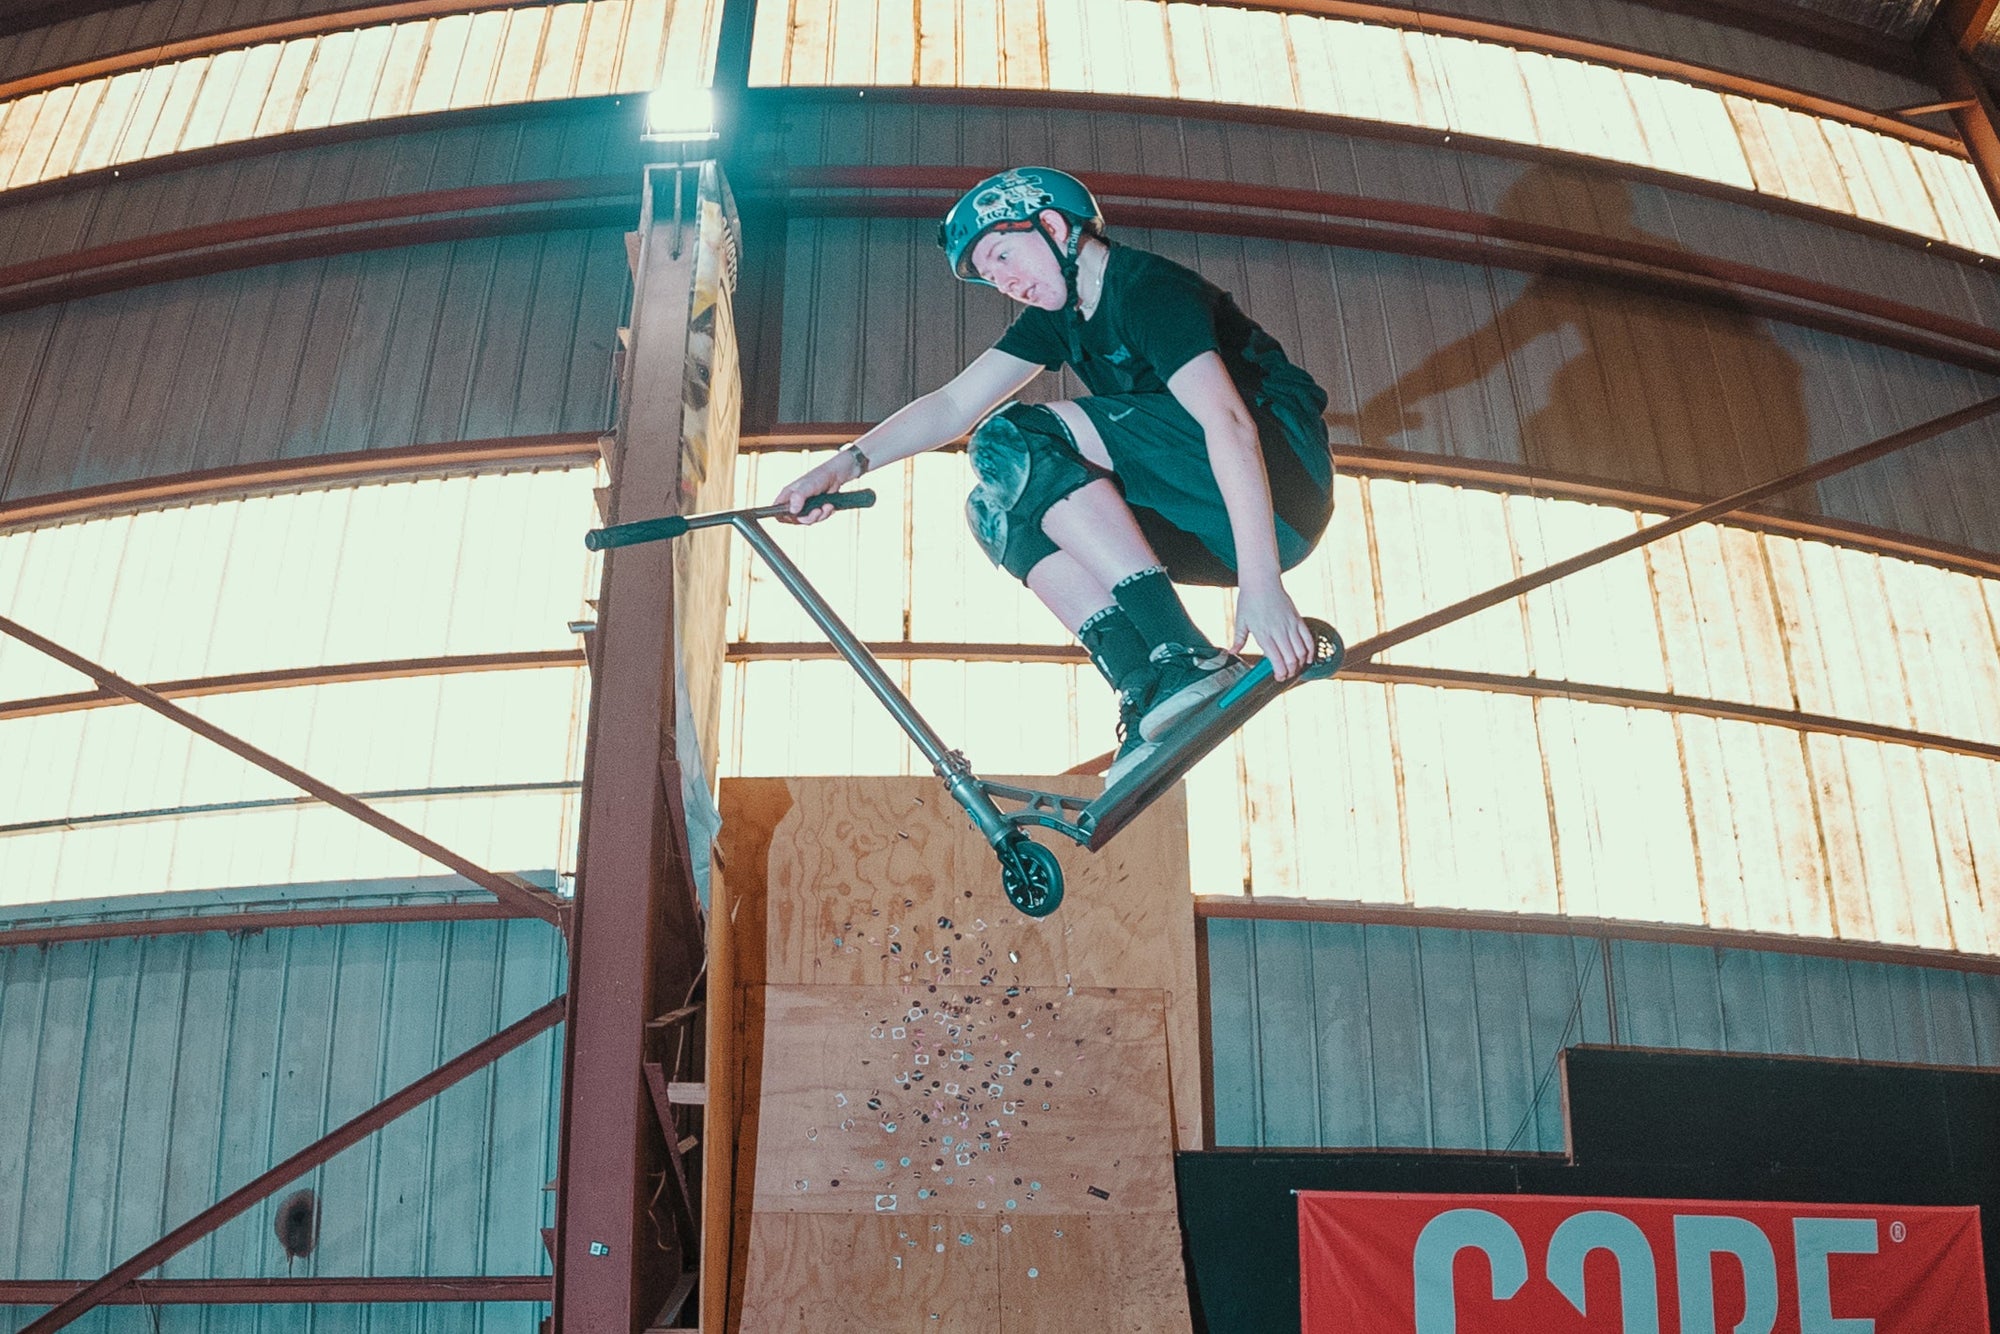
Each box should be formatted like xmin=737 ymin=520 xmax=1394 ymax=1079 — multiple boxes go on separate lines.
xmin=583 ymin=489 xmax=877 ymax=550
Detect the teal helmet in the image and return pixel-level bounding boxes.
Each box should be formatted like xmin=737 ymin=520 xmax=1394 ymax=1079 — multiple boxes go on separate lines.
xmin=937 ymin=167 xmax=1105 ymax=289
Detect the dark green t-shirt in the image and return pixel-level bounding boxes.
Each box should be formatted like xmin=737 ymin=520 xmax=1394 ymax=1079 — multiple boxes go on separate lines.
xmin=992 ymin=242 xmax=1329 ymax=432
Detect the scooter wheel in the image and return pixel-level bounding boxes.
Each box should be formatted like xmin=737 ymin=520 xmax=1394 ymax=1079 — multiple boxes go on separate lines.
xmin=999 ymin=836 xmax=1064 ymax=918
xmin=1301 ymin=619 xmax=1345 ymax=681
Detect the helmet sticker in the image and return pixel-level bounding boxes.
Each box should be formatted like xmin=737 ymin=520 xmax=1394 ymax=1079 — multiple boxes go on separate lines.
xmin=971 ymin=171 xmax=1056 ymax=229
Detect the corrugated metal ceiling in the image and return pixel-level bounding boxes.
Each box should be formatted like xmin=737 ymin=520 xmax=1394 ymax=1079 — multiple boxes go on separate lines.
xmin=1772 ymin=0 xmax=1939 ymax=41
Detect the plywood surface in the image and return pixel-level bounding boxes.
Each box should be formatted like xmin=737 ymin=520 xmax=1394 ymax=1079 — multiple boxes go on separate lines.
xmin=749 ymin=985 xmax=1176 ymax=1217
xmin=718 ymin=775 xmax=1202 ymax=1150
xmin=734 ymin=1211 xmax=1193 ymax=1334
xmin=735 ymin=1213 xmax=1003 ymax=1333
xmin=699 ymin=857 xmax=739 ymax=1333
xmin=718 ymin=776 xmax=1197 ymax=1333
xmin=997 ymin=1212 xmax=1195 ymax=1333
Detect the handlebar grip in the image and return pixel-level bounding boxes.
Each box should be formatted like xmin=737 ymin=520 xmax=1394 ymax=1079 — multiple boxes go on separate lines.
xmin=803 ymin=488 xmax=877 ymax=512
xmin=583 ymin=514 xmax=689 ymax=551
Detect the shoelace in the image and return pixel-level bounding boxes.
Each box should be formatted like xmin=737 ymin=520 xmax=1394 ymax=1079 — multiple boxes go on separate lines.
xmin=1115 ymin=683 xmax=1153 ymax=748
xmin=1116 ymin=694 xmax=1144 ymax=743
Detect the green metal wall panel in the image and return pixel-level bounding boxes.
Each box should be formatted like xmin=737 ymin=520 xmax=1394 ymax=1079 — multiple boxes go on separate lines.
xmin=1206 ymin=916 xmax=2000 ymax=1152
xmin=0 ymin=903 xmax=564 ymax=1321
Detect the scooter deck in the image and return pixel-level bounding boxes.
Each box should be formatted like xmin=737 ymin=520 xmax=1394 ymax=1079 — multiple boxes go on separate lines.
xmin=1078 ymin=623 xmax=1342 ymax=850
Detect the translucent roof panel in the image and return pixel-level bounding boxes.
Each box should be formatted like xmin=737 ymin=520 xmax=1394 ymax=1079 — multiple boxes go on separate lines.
xmin=0 ymin=467 xmax=603 ymax=703
xmin=0 ymin=665 xmax=588 ymax=906
xmin=730 ymin=458 xmax=2000 ymax=750
xmin=0 ymin=467 xmax=601 ymax=906
xmin=749 ymin=0 xmax=2000 ymax=256
xmin=0 ymin=0 xmax=724 ymax=195
xmin=719 ymin=453 xmax=2000 ymax=952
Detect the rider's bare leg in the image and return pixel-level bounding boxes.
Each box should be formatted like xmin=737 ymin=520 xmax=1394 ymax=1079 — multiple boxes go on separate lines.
xmin=1024 ymin=550 xmax=1116 ymax=631
xmin=1039 ymin=479 xmax=1160 ymax=595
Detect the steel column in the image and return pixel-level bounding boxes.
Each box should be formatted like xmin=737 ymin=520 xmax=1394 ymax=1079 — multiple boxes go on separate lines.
xmin=19 ymin=996 xmax=567 ymax=1332
xmin=552 ymin=163 xmax=714 ymax=1332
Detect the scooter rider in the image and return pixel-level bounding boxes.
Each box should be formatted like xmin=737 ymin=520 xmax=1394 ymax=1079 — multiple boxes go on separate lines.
xmin=776 ymin=167 xmax=1335 ymax=781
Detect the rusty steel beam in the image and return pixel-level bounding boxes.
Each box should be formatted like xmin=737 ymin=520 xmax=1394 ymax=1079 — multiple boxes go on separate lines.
xmin=0 ymin=176 xmax=632 ymax=294
xmin=0 ymin=434 xmax=601 ymax=532
xmin=1342 ymin=396 xmax=2000 ymax=668
xmin=770 ymin=166 xmax=2000 ymax=374
xmin=0 ymin=0 xmax=1939 ymax=156
xmin=1922 ymin=0 xmax=2000 ymax=220
xmin=754 ymin=85 xmax=1989 ymax=270
xmin=0 ymin=1276 xmax=552 ymax=1304
xmin=720 ymin=640 xmax=2000 ymax=767
xmin=1937 ymin=0 xmax=2000 ymax=55
xmin=1194 ymin=897 xmax=2000 ymax=978
xmin=0 ymin=196 xmax=638 ymax=318
xmin=744 ymin=426 xmax=2000 ymax=584
xmin=1889 ymin=97 xmax=1980 ymax=118
xmin=0 ymin=0 xmax=549 ymax=102
xmin=0 ymin=650 xmax=586 ymax=723
xmin=19 ymin=996 xmax=567 ymax=1332
xmin=553 ymin=163 xmax=712 ymax=1333
xmin=1334 ymin=662 xmax=2000 ymax=768
xmin=0 ymin=900 xmax=542 ymax=950
xmin=0 ymin=615 xmax=566 ymax=928
xmin=2 ymin=94 xmax=640 ymax=214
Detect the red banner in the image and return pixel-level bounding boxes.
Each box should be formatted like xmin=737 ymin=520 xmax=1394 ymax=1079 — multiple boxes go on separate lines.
xmin=1300 ymin=1191 xmax=1988 ymax=1333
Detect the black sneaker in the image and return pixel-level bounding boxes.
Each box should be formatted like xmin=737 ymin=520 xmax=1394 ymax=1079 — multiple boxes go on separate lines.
xmin=1139 ymin=644 xmax=1249 ymax=740
xmin=1105 ymin=679 xmax=1160 ymax=786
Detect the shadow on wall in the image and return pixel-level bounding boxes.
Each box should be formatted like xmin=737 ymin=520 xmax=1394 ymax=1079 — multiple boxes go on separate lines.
xmin=1333 ymin=165 xmax=1818 ymax=516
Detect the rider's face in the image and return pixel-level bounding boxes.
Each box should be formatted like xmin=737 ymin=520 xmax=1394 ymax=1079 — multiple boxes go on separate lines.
xmin=970 ymin=213 xmax=1070 ymax=309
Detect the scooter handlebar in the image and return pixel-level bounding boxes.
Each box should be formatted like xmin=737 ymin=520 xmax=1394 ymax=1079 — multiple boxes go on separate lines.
xmin=583 ymin=488 xmax=877 ymax=551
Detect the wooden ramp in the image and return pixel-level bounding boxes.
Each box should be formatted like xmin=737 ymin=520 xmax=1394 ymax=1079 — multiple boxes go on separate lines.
xmin=704 ymin=776 xmax=1200 ymax=1333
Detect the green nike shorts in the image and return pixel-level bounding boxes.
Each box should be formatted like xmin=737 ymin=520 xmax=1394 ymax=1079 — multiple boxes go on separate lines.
xmin=1072 ymin=391 xmax=1335 ymax=586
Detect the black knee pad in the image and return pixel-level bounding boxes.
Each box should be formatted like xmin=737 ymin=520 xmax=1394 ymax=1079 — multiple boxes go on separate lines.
xmin=964 ymin=403 xmax=1108 ymax=579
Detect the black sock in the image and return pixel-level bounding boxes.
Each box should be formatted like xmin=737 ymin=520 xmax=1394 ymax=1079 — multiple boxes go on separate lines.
xmin=1078 ymin=606 xmax=1152 ymax=691
xmin=1112 ymin=566 xmax=1214 ymax=654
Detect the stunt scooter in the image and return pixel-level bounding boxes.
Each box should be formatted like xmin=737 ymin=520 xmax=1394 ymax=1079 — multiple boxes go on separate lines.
xmin=586 ymin=491 xmax=1342 ymax=918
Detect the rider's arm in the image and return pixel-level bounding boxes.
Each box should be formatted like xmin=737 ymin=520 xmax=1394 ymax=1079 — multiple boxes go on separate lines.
xmin=777 ymin=349 xmax=1042 ymax=518
xmin=1167 ymin=351 xmax=1315 ymax=678
xmin=1168 ymin=352 xmax=1280 ymax=585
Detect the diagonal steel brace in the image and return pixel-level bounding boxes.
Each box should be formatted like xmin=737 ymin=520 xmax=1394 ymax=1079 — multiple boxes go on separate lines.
xmin=19 ymin=995 xmax=567 ymax=1332
xmin=0 ymin=614 xmax=566 ymax=927
xmin=1342 ymin=396 xmax=2000 ymax=667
